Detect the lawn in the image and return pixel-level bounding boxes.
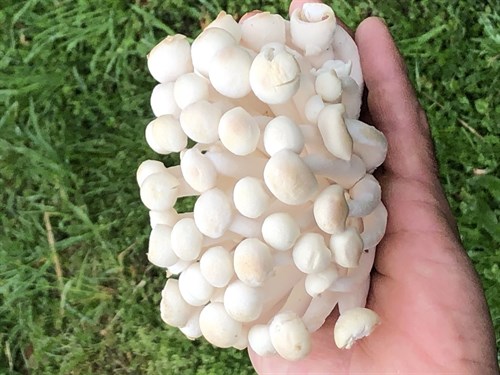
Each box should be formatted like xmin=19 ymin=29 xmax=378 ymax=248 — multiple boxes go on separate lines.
xmin=0 ymin=0 xmax=498 ymax=373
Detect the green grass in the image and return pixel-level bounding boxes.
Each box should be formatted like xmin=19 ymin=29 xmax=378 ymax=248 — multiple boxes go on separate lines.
xmin=0 ymin=0 xmax=498 ymax=373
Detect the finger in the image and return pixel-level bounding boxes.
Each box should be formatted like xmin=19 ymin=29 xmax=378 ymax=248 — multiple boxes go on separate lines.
xmin=239 ymin=10 xmax=262 ymax=23
xmin=289 ymin=0 xmax=322 ymax=15
xmin=355 ymin=17 xmax=438 ymax=185
xmin=356 ymin=17 xmax=459 ymax=235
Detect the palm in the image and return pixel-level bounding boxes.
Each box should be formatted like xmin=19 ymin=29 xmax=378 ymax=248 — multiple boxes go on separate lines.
xmin=251 ymin=173 xmax=493 ymax=373
xmin=250 ymin=15 xmax=497 ymax=374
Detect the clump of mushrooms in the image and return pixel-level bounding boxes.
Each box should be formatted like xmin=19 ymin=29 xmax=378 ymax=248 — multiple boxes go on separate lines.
xmin=139 ymin=3 xmax=388 ymax=361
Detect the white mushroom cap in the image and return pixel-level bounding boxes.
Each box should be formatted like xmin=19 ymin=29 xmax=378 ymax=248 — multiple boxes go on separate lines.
xmin=348 ymin=174 xmax=381 ymax=217
xmin=136 ymin=160 xmax=166 ymax=186
xmin=150 ymin=83 xmax=181 ymax=118
xmin=199 ymin=302 xmax=243 ymax=348
xmin=290 ymin=3 xmax=336 ymax=56
xmin=178 ymin=263 xmax=214 ymax=306
xmin=233 ymin=238 xmax=273 ymax=287
xmin=180 ymin=148 xmax=217 ymax=193
xmin=179 ymin=308 xmax=203 ymax=340
xmin=361 ymin=202 xmax=388 ymax=249
xmin=170 ymin=218 xmax=204 ymax=261
xmin=264 ymin=149 xmax=318 ymax=205
xmin=334 ymin=307 xmax=380 ymax=349
xmin=160 ymin=279 xmax=196 ymax=328
xmin=233 ymin=177 xmax=270 ymax=218
xmin=145 ymin=115 xmax=187 ymax=154
xmin=166 ymin=259 xmax=192 ymax=276
xmin=174 ymin=72 xmax=210 ymax=110
xmin=218 ymin=107 xmax=260 ymax=155
xmin=292 ymin=233 xmax=331 ymax=274
xmin=315 ymin=70 xmax=342 ymax=103
xmin=304 ymin=94 xmax=325 ymax=124
xmin=330 ymin=228 xmax=364 ymax=268
xmin=224 ymin=280 xmax=263 ymax=322
xmin=249 ymin=45 xmax=301 ymax=104
xmin=147 ymin=34 xmax=193 ymax=83
xmin=191 ymin=27 xmax=236 ymax=77
xmin=194 ymin=188 xmax=233 ymax=239
xmin=240 ymin=12 xmax=286 ymax=52
xmin=205 ymin=11 xmax=242 ymax=43
xmin=317 ymin=104 xmax=353 ymax=161
xmin=261 ymin=212 xmax=301 ymax=251
xmin=140 ymin=171 xmax=179 ymax=211
xmin=180 ymin=100 xmax=222 ymax=144
xmin=209 ymin=46 xmax=252 ymax=98
xmin=263 ymin=115 xmax=304 ymax=156
xmin=313 ymin=184 xmax=349 ymax=234
xmin=269 ymin=311 xmax=311 ymax=361
xmin=345 ymin=118 xmax=388 ymax=172
xmin=145 ymin=123 xmax=165 ymax=155
xmin=232 ymin=326 xmax=250 ymax=350
xmin=305 ymin=265 xmax=340 ymax=297
xmin=147 ymin=224 xmax=178 ymax=268
xmin=248 ymin=324 xmax=276 ymax=356
xmin=200 ymin=246 xmax=234 ymax=288
xmin=318 ymin=59 xmax=352 ymax=79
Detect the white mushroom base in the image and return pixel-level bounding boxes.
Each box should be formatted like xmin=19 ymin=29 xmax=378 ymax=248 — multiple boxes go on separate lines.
xmin=139 ymin=3 xmax=387 ymax=361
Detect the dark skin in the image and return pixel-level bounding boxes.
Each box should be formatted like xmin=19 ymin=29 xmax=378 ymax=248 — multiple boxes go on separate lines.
xmin=248 ymin=1 xmax=499 ymax=373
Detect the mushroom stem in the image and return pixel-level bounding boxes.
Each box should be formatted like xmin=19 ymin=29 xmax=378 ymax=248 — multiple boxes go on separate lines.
xmin=204 ymin=145 xmax=267 ymax=179
xmin=149 ymin=209 xmax=192 ymax=228
xmin=329 ymin=247 xmax=376 ymax=293
xmin=257 ymin=265 xmax=304 ymax=323
xmin=337 ymin=277 xmax=370 ymax=314
xmin=302 ymin=290 xmax=340 ymax=332
xmin=303 ymin=153 xmax=366 ymax=189
xmin=278 ymin=278 xmax=312 ymax=317
xmin=229 ymin=214 xmax=262 ymax=238
xmin=269 ymin=100 xmax=303 ymax=124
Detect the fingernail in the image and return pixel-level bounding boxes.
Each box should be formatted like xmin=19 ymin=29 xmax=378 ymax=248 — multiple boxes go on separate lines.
xmin=239 ymin=10 xmax=262 ymax=23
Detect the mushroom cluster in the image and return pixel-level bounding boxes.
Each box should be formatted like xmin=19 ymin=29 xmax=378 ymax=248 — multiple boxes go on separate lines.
xmin=137 ymin=3 xmax=388 ymax=361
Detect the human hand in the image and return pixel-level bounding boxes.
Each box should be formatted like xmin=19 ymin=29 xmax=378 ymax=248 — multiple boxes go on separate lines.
xmin=249 ymin=3 xmax=498 ymax=374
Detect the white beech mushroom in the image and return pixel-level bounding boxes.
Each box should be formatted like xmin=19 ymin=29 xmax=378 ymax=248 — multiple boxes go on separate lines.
xmin=147 ymin=34 xmax=193 ymax=83
xmin=139 ymin=2 xmax=388 ymax=362
xmin=334 ymin=307 xmax=380 ymax=349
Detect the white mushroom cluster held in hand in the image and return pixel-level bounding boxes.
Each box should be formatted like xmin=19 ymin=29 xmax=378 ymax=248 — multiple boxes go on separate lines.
xmin=139 ymin=3 xmax=387 ymax=361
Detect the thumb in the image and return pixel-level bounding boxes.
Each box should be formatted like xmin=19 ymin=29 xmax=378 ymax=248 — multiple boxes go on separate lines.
xmin=355 ymin=17 xmax=458 ymax=232
xmin=355 ymin=17 xmax=438 ymax=185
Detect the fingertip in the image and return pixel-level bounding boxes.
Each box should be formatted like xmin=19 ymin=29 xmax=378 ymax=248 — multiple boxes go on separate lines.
xmin=355 ymin=16 xmax=388 ymax=39
xmin=288 ymin=0 xmax=322 ymax=16
xmin=239 ymin=10 xmax=262 ymax=23
xmin=355 ymin=16 xmax=408 ymax=94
